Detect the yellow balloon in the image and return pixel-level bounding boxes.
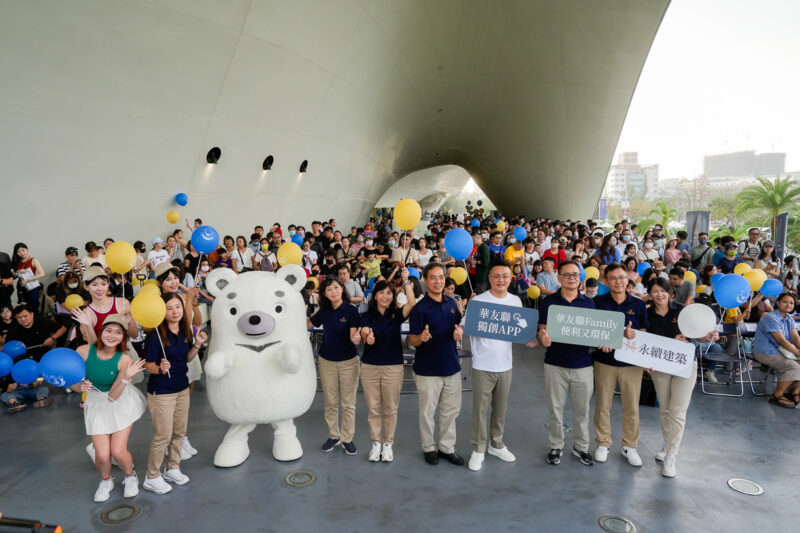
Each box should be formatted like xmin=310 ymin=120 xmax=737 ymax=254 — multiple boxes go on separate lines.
xmin=585 ymin=266 xmax=600 ymax=280
xmin=105 ymin=241 xmax=137 ymax=274
xmin=683 ymin=270 xmax=697 ymax=283
xmin=138 ymin=284 xmax=161 ymax=296
xmin=450 ymin=267 xmax=468 ymax=285
xmin=131 ymin=293 xmax=166 ymax=328
xmin=527 ymin=285 xmax=541 ymax=299
xmin=744 ymin=269 xmax=767 ymax=291
xmin=496 ymin=221 xmax=506 ymax=233
xmin=277 ymin=242 xmax=303 ymax=266
xmin=733 ymin=263 xmax=751 ymax=275
xmin=166 ymin=210 xmax=180 ymax=224
xmin=64 ymin=294 xmax=85 ymax=311
xmin=308 ymin=276 xmax=319 ymax=291
xmin=696 ymin=284 xmax=708 ymax=294
xmin=394 ymin=198 xmax=422 ymax=230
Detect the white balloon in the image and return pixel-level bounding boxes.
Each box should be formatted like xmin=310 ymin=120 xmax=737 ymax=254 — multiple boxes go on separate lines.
xmin=677 ymin=303 xmax=717 ymax=339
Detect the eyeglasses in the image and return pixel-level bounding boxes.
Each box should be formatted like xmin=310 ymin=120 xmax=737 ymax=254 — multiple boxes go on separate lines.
xmin=607 ymin=276 xmax=628 ymax=283
xmin=560 ymin=272 xmax=581 ymax=279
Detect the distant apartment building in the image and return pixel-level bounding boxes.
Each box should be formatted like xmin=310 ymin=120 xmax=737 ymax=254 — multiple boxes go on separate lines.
xmin=602 ymin=152 xmax=659 ymax=203
xmin=703 ymin=150 xmax=785 ymax=178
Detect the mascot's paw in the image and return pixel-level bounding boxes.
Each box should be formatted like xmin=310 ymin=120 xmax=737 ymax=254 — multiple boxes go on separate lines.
xmin=214 ymin=439 xmax=251 ymax=468
xmin=277 ymin=349 xmax=301 ymax=374
xmin=273 ymin=434 xmax=303 ymax=462
xmin=204 ymin=355 xmax=231 ymax=379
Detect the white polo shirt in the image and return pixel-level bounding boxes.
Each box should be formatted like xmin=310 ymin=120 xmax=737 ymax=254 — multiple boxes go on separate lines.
xmin=468 ymin=290 xmax=522 ymax=373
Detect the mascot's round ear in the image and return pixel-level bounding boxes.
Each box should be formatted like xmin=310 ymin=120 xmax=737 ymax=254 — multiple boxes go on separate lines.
xmin=278 ymin=264 xmax=307 ymax=291
xmin=206 ymin=268 xmax=237 ymax=297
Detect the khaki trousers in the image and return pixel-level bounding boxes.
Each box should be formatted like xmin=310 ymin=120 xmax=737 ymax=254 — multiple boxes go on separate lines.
xmin=544 ymin=363 xmax=593 ymax=452
xmin=593 ymin=362 xmax=643 ymax=448
xmin=414 ymin=373 xmax=462 ymax=453
xmin=470 ymin=368 xmax=512 ymax=452
xmin=146 ymin=388 xmax=190 ymax=479
xmin=318 ymin=356 xmax=360 ymax=442
xmin=652 ymin=360 xmax=697 ymax=455
xmin=360 ymin=363 xmax=403 ymax=443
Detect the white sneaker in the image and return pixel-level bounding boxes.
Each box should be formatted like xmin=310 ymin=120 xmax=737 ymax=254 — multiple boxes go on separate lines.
xmin=594 ymin=446 xmax=609 ymax=463
xmin=143 ymin=475 xmax=172 ymax=494
xmin=368 ymin=442 xmax=381 ymax=462
xmin=122 ymin=471 xmax=139 ymax=498
xmin=662 ymin=454 xmax=677 ymax=477
xmin=468 ymin=452 xmax=485 ymax=471
xmin=93 ymin=477 xmax=114 ymax=502
xmin=163 ymin=468 xmax=190 ymax=485
xmin=655 ymin=446 xmax=666 ymax=462
xmin=87 ymin=443 xmax=117 ymax=466
xmin=183 ymin=436 xmax=198 ymax=456
xmin=381 ymin=443 xmax=393 ymax=462
xmin=165 ymin=445 xmax=192 ymax=460
xmin=487 ymin=445 xmax=516 ymax=462
xmin=704 ymin=370 xmax=719 ymax=383
xmin=621 ymin=446 xmax=643 ymax=467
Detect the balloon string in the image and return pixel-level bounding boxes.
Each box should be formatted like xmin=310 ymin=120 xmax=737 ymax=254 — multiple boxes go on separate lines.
xmin=703 ymin=311 xmax=725 ymax=357
xmin=155 ymin=330 xmax=171 ymax=379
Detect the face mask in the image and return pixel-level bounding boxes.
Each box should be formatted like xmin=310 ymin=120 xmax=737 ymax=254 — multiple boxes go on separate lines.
xmin=508 ymin=238 xmax=516 ymax=245
xmin=425 ymin=231 xmax=431 ymax=237
xmin=727 ymin=251 xmax=736 ymax=257
xmin=481 ymin=233 xmax=488 ymax=240
xmin=644 ymin=242 xmax=653 ymax=249
xmin=610 ymin=240 xmax=617 ymax=246
xmin=699 ymin=238 xmax=708 ymax=245
xmin=586 ymin=290 xmax=597 ymax=297
xmin=365 ymin=240 xmax=373 ymax=246
xmin=357 ymin=237 xmax=364 ymax=243
xmin=289 ymin=230 xmax=296 ymax=236
xmin=622 ymin=235 xmax=630 ymax=242
xmin=68 ymin=283 xmax=79 ymax=289
xmin=201 ymin=265 xmax=210 ymax=272
xmin=388 ymin=240 xmax=396 ymax=248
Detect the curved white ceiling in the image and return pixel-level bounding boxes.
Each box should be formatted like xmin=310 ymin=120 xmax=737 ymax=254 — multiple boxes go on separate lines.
xmin=0 ymin=0 xmax=668 ymax=270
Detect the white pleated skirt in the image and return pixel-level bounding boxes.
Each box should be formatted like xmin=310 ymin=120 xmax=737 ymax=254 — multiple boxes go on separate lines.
xmin=83 ymin=385 xmax=147 ymax=435
xmin=187 ymin=356 xmax=202 ymax=383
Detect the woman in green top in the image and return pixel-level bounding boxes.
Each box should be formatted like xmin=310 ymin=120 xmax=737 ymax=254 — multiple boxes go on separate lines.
xmin=72 ymin=314 xmax=146 ymax=503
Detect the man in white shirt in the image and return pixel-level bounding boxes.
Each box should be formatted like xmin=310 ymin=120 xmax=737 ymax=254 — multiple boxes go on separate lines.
xmin=467 ymin=264 xmax=538 ymax=471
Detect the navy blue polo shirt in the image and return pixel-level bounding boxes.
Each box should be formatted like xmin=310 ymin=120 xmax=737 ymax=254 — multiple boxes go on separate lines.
xmin=409 ymin=294 xmax=462 ymax=376
xmin=539 ymin=290 xmax=596 ymax=369
xmin=591 ymin=292 xmax=650 ymax=367
xmin=145 ymin=329 xmax=190 ymax=395
xmin=310 ymin=304 xmax=360 ymax=362
xmin=360 ymin=307 xmax=405 ymax=365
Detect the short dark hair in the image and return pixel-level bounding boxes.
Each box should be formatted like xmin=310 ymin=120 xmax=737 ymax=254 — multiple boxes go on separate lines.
xmin=676 ymin=230 xmax=688 ymax=240
xmin=318 ymin=277 xmax=350 ymax=310
xmin=668 ymin=268 xmax=684 ymax=278
xmin=422 ymin=262 xmax=445 ymax=280
xmin=604 ymin=262 xmax=625 ymax=276
xmin=14 ymin=304 xmax=33 ymax=315
xmin=647 ymin=277 xmax=672 ymax=295
xmin=585 ymin=278 xmax=598 ymax=288
xmin=557 ymin=260 xmax=579 ymax=273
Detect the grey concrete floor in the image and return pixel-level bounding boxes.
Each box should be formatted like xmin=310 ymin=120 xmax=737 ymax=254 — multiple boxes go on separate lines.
xmin=1 ymin=345 xmax=798 ymax=533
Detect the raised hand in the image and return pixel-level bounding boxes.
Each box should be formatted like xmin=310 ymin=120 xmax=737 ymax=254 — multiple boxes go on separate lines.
xmin=71 ymin=307 xmax=93 ymax=327
xmin=351 ymin=330 xmax=362 ymax=345
xmin=539 ymin=328 xmax=552 ymax=347
xmin=195 ymin=329 xmax=208 ymax=345
xmin=365 ymin=328 xmax=375 ymax=345
xmin=420 ymin=324 xmax=432 ymax=343
xmin=125 ymin=358 xmax=146 ymax=380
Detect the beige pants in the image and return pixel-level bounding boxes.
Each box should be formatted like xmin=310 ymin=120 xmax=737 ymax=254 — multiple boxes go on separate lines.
xmin=318 ymin=356 xmax=360 ymax=443
xmin=146 ymin=388 xmax=190 ymax=479
xmin=652 ymin=360 xmax=697 ymax=455
xmin=361 ymin=364 xmax=403 ymax=443
xmin=470 ymin=368 xmax=512 ymax=452
xmin=414 ymin=373 xmax=462 ymax=453
xmin=593 ymin=362 xmax=643 ymax=448
xmin=544 ymin=363 xmax=593 ymax=452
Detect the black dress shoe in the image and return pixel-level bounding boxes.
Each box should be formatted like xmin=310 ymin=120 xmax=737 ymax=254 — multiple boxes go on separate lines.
xmin=437 ymin=450 xmax=465 ymax=466
xmin=424 ymin=451 xmax=439 ymax=465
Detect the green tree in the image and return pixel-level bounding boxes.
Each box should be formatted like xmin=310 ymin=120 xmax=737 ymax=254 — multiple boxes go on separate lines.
xmin=649 ymin=199 xmax=678 ymax=233
xmin=735 ymin=176 xmax=800 ymax=234
xmin=708 ymin=196 xmax=740 ymax=234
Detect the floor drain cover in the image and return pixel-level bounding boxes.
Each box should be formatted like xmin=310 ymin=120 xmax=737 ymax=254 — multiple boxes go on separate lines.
xmin=598 ymin=515 xmax=636 ymax=533
xmin=727 ymin=478 xmax=764 ymax=496
xmin=285 ymin=470 xmax=316 ymax=488
xmin=100 ymin=503 xmax=141 ymax=524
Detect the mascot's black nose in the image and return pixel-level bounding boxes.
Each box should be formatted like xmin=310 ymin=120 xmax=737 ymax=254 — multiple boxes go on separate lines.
xmin=238 ymin=311 xmax=275 ymax=336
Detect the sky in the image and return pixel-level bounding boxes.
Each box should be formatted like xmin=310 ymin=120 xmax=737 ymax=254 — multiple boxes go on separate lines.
xmin=613 ymin=0 xmax=800 ymax=181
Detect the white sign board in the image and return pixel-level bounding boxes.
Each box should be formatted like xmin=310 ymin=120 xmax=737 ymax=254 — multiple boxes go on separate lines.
xmin=613 ymin=330 xmax=695 ymax=378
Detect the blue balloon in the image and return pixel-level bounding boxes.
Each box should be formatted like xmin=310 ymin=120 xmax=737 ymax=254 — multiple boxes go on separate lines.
xmin=11 ymin=359 xmax=40 ymax=385
xmin=713 ymin=273 xmax=751 ymax=309
xmin=407 ymin=267 xmax=420 ymax=279
xmin=368 ymin=276 xmax=377 ymax=290
xmin=192 ymin=225 xmax=220 ymax=254
xmin=39 ymin=348 xmax=86 ymax=387
xmin=175 ymin=193 xmax=188 ymax=206
xmin=711 ymin=273 xmax=725 ymax=286
xmin=471 ymin=219 xmax=480 ymax=227
xmin=597 ymin=283 xmax=610 ymax=295
xmin=578 ymin=263 xmax=586 ymax=284
xmin=376 ymin=209 xmax=382 ymax=216
xmin=0 ymin=353 xmax=12 ymax=378
xmin=1 ymin=340 xmax=26 ymax=359
xmin=444 ymin=228 xmax=474 ymax=261
xmin=513 ymin=227 xmax=528 ymax=242
xmin=636 ymin=262 xmax=650 ymax=277
xmin=291 ymin=233 xmax=304 ymax=246
xmin=761 ymin=278 xmax=783 ymax=298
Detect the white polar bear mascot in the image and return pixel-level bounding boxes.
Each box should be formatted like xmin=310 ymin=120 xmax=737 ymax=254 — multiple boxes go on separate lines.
xmin=204 ymin=264 xmax=316 ymax=467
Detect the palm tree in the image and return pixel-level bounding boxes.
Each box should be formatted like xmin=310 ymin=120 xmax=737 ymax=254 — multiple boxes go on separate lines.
xmin=649 ymin=199 xmax=678 ymax=233
xmin=736 ymin=176 xmax=800 ymax=234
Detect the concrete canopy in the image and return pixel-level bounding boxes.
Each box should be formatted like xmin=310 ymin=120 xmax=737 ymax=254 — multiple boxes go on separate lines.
xmin=1 ymin=0 xmax=668 ymax=269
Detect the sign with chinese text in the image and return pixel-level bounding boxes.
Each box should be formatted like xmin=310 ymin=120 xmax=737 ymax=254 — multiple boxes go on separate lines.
xmin=613 ymin=330 xmax=695 ymax=378
xmin=464 ymin=301 xmax=538 ymax=344
xmin=545 ymin=305 xmax=624 ymax=349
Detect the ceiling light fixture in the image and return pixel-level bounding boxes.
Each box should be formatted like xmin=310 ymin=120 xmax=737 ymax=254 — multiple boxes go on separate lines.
xmin=263 ymin=155 xmax=274 ymax=170
xmin=206 ymin=147 xmax=221 ymax=164
xmin=299 ymin=160 xmax=308 ymax=173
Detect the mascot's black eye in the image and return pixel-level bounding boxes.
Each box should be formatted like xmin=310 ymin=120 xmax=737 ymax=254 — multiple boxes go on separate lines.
xmin=229 ymin=307 xmax=237 ymax=316
xmin=275 ymin=305 xmax=283 ymax=314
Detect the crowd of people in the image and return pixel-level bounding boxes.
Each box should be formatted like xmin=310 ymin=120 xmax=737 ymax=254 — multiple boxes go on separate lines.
xmin=2 ymin=212 xmax=800 ymax=502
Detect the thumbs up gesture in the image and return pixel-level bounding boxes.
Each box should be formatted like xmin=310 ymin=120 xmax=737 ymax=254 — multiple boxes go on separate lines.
xmin=351 ymin=329 xmax=362 ymax=345
xmin=420 ymin=324 xmax=432 ymax=343
xmin=539 ymin=328 xmax=552 ymax=347
xmin=624 ymin=320 xmax=635 ymax=340
xmin=366 ymin=328 xmax=375 ymax=345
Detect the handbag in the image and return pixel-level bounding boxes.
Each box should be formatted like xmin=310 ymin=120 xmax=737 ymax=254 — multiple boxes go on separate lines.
xmin=639 ymin=373 xmax=658 ymax=407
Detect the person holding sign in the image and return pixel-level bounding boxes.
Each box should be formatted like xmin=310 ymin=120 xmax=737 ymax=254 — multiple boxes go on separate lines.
xmin=537 ymin=261 xmax=596 ymax=467
xmin=467 ymin=264 xmax=538 ymax=472
xmin=408 ymin=262 xmax=465 ymax=466
xmin=591 ymin=263 xmax=648 ymax=467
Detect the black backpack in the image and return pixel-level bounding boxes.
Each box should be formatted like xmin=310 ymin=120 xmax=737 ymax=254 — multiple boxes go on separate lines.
xmin=489 ymin=249 xmax=505 ymax=267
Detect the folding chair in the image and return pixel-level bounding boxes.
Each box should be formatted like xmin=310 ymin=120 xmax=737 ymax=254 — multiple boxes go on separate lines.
xmin=700 ymin=325 xmax=745 ymax=397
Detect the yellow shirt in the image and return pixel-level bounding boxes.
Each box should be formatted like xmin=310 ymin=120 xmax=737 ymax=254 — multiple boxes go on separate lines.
xmin=504 ymin=246 xmax=525 ymax=268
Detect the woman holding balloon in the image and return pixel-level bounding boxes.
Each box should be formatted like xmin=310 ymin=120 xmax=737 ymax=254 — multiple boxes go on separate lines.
xmin=72 ymin=266 xmax=138 ymax=344
xmin=72 ymin=314 xmax=147 ymax=502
